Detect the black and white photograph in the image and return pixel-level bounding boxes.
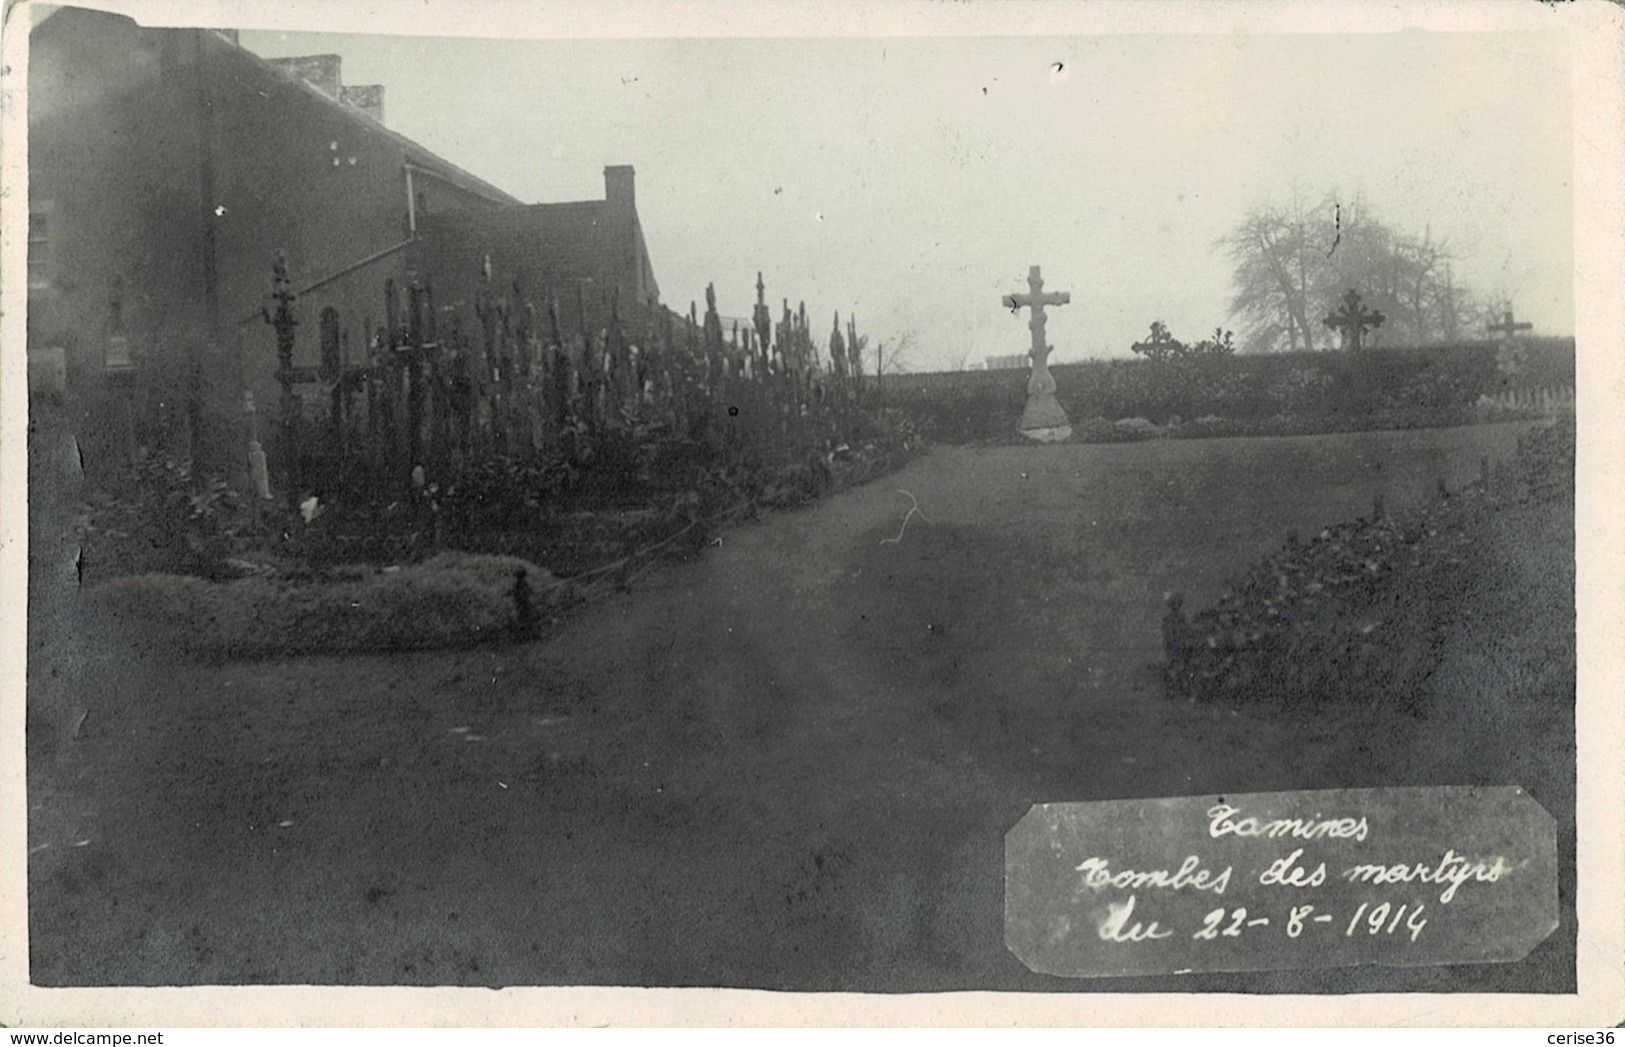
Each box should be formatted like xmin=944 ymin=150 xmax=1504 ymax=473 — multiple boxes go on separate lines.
xmin=5 ymin=0 xmax=1623 ymax=1028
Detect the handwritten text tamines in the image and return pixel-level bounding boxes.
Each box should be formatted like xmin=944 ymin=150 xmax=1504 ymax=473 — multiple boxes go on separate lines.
xmin=1206 ymin=802 xmax=1370 ymax=843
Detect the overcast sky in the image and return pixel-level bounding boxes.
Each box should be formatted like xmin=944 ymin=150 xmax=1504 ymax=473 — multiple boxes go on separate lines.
xmin=236 ymin=15 xmax=1574 ymax=370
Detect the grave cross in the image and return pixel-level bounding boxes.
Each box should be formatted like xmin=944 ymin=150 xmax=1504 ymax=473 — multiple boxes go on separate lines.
xmin=1323 ymin=289 xmax=1385 ymax=351
xmin=1487 ymin=310 xmax=1533 ymax=338
xmin=829 ymin=311 xmax=847 ymax=380
xmin=1002 ymin=265 xmax=1070 ymax=365
xmin=261 ymin=253 xmax=317 ymax=506
xmin=753 ymin=271 xmax=772 ymax=349
xmin=263 ymin=252 xmax=299 ymax=380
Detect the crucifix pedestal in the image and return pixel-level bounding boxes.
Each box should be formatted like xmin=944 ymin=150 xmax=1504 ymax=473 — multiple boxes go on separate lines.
xmin=1003 ymin=265 xmax=1072 ymax=442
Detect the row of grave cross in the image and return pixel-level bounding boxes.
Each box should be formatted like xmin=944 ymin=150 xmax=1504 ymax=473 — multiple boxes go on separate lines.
xmin=256 ymin=252 xmax=872 ymax=502
xmin=1324 ymin=291 xmax=1536 ymax=350
xmin=261 ymin=256 xmax=868 ymax=404
xmin=998 ymin=273 xmax=1537 ymax=362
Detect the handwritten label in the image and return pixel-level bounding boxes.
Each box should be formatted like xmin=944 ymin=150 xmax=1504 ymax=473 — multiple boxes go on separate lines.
xmin=1004 ymin=786 xmax=1557 ymax=978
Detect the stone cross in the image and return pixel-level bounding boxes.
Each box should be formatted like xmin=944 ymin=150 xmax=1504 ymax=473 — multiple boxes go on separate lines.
xmin=1323 ymin=289 xmax=1385 ymax=351
xmin=1487 ymin=310 xmax=1533 ymax=338
xmin=1002 ymin=265 xmax=1071 ymax=367
xmin=1002 ymin=265 xmax=1073 ymax=441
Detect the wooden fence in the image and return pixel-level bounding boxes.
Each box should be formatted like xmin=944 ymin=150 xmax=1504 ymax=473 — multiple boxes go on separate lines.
xmin=257 ymin=256 xmax=871 ymax=505
xmin=1482 ymin=385 xmax=1576 ymax=417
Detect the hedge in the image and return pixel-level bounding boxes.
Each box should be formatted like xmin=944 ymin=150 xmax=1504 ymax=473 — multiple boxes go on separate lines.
xmin=883 ymin=339 xmax=1574 ymax=443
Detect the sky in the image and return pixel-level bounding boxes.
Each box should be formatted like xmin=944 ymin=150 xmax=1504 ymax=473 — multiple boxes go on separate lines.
xmin=235 ymin=13 xmax=1574 ymax=371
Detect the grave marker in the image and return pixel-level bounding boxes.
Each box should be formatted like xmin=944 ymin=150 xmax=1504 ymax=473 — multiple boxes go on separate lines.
xmin=261 ymin=253 xmax=323 ymax=504
xmin=1002 ymin=265 xmax=1072 ymax=442
xmin=1488 ymin=310 xmax=1534 ymax=338
xmin=1323 ymin=289 xmax=1386 ymax=351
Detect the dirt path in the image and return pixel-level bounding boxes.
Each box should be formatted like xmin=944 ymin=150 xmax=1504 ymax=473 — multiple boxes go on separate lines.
xmin=29 ymin=424 xmax=1568 ymax=992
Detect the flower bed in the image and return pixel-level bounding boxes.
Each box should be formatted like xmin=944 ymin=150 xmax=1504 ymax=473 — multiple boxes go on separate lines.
xmin=68 ymin=408 xmax=928 ymax=661
xmin=1166 ymin=418 xmax=1575 ymax=711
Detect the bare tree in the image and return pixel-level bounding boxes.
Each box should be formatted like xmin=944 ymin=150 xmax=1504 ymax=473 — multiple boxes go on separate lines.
xmin=1393 ymin=228 xmax=1450 ymax=344
xmin=868 ymin=330 xmax=919 ymax=403
xmin=875 ymin=330 xmax=919 ymax=378
xmin=1431 ymin=261 xmax=1481 ymax=343
xmin=1218 ymin=192 xmax=1329 ymax=352
xmin=1221 ymin=191 xmax=1479 ymax=351
xmin=1324 ymin=196 xmax=1402 ymax=348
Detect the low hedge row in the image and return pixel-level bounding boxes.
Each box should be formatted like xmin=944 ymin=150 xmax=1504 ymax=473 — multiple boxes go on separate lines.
xmin=85 ymin=552 xmax=559 ymax=659
xmin=886 ymin=339 xmax=1574 ymax=443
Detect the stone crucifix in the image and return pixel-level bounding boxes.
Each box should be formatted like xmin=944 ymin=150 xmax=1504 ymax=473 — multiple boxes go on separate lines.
xmin=1002 ymin=265 xmax=1073 ymax=441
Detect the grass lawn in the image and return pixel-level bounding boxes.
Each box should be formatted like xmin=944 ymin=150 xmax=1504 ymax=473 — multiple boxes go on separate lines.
xmin=26 ymin=421 xmax=1572 ymax=993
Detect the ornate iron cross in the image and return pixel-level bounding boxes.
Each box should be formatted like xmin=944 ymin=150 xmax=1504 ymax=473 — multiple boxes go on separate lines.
xmin=1323 ymin=289 xmax=1385 ymax=351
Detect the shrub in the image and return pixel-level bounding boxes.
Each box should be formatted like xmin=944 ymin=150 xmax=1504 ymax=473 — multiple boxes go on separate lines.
xmin=87 ymin=552 xmax=559 ymax=659
xmin=79 ymin=455 xmax=265 ymax=580
xmin=1072 ymin=417 xmax=1121 ymax=443
xmin=1513 ymin=415 xmax=1576 ymax=503
xmin=1130 ymin=322 xmax=1236 ymax=361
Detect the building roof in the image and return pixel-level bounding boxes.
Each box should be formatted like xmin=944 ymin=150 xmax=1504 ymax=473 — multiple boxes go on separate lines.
xmin=33 ymin=5 xmax=524 ymax=208
xmin=224 ymin=36 xmax=524 ymax=206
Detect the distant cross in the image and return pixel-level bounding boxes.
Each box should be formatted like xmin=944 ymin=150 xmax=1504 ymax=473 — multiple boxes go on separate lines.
xmin=1002 ymin=265 xmax=1070 ymax=364
xmin=752 ymin=272 xmax=772 ymax=361
xmin=1488 ymin=309 xmax=1533 ymax=338
xmin=1323 ymin=289 xmax=1385 ymax=351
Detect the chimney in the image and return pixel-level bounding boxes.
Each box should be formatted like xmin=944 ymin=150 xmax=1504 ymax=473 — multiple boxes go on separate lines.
xmin=341 ymin=84 xmax=386 ymax=125
xmin=604 ymin=165 xmax=635 ymax=214
xmin=267 ymin=54 xmax=343 ymax=100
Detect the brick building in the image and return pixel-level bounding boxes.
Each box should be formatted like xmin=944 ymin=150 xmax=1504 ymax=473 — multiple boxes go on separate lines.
xmin=411 ymin=165 xmax=662 ymax=339
xmin=26 ymin=6 xmax=662 ymax=482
